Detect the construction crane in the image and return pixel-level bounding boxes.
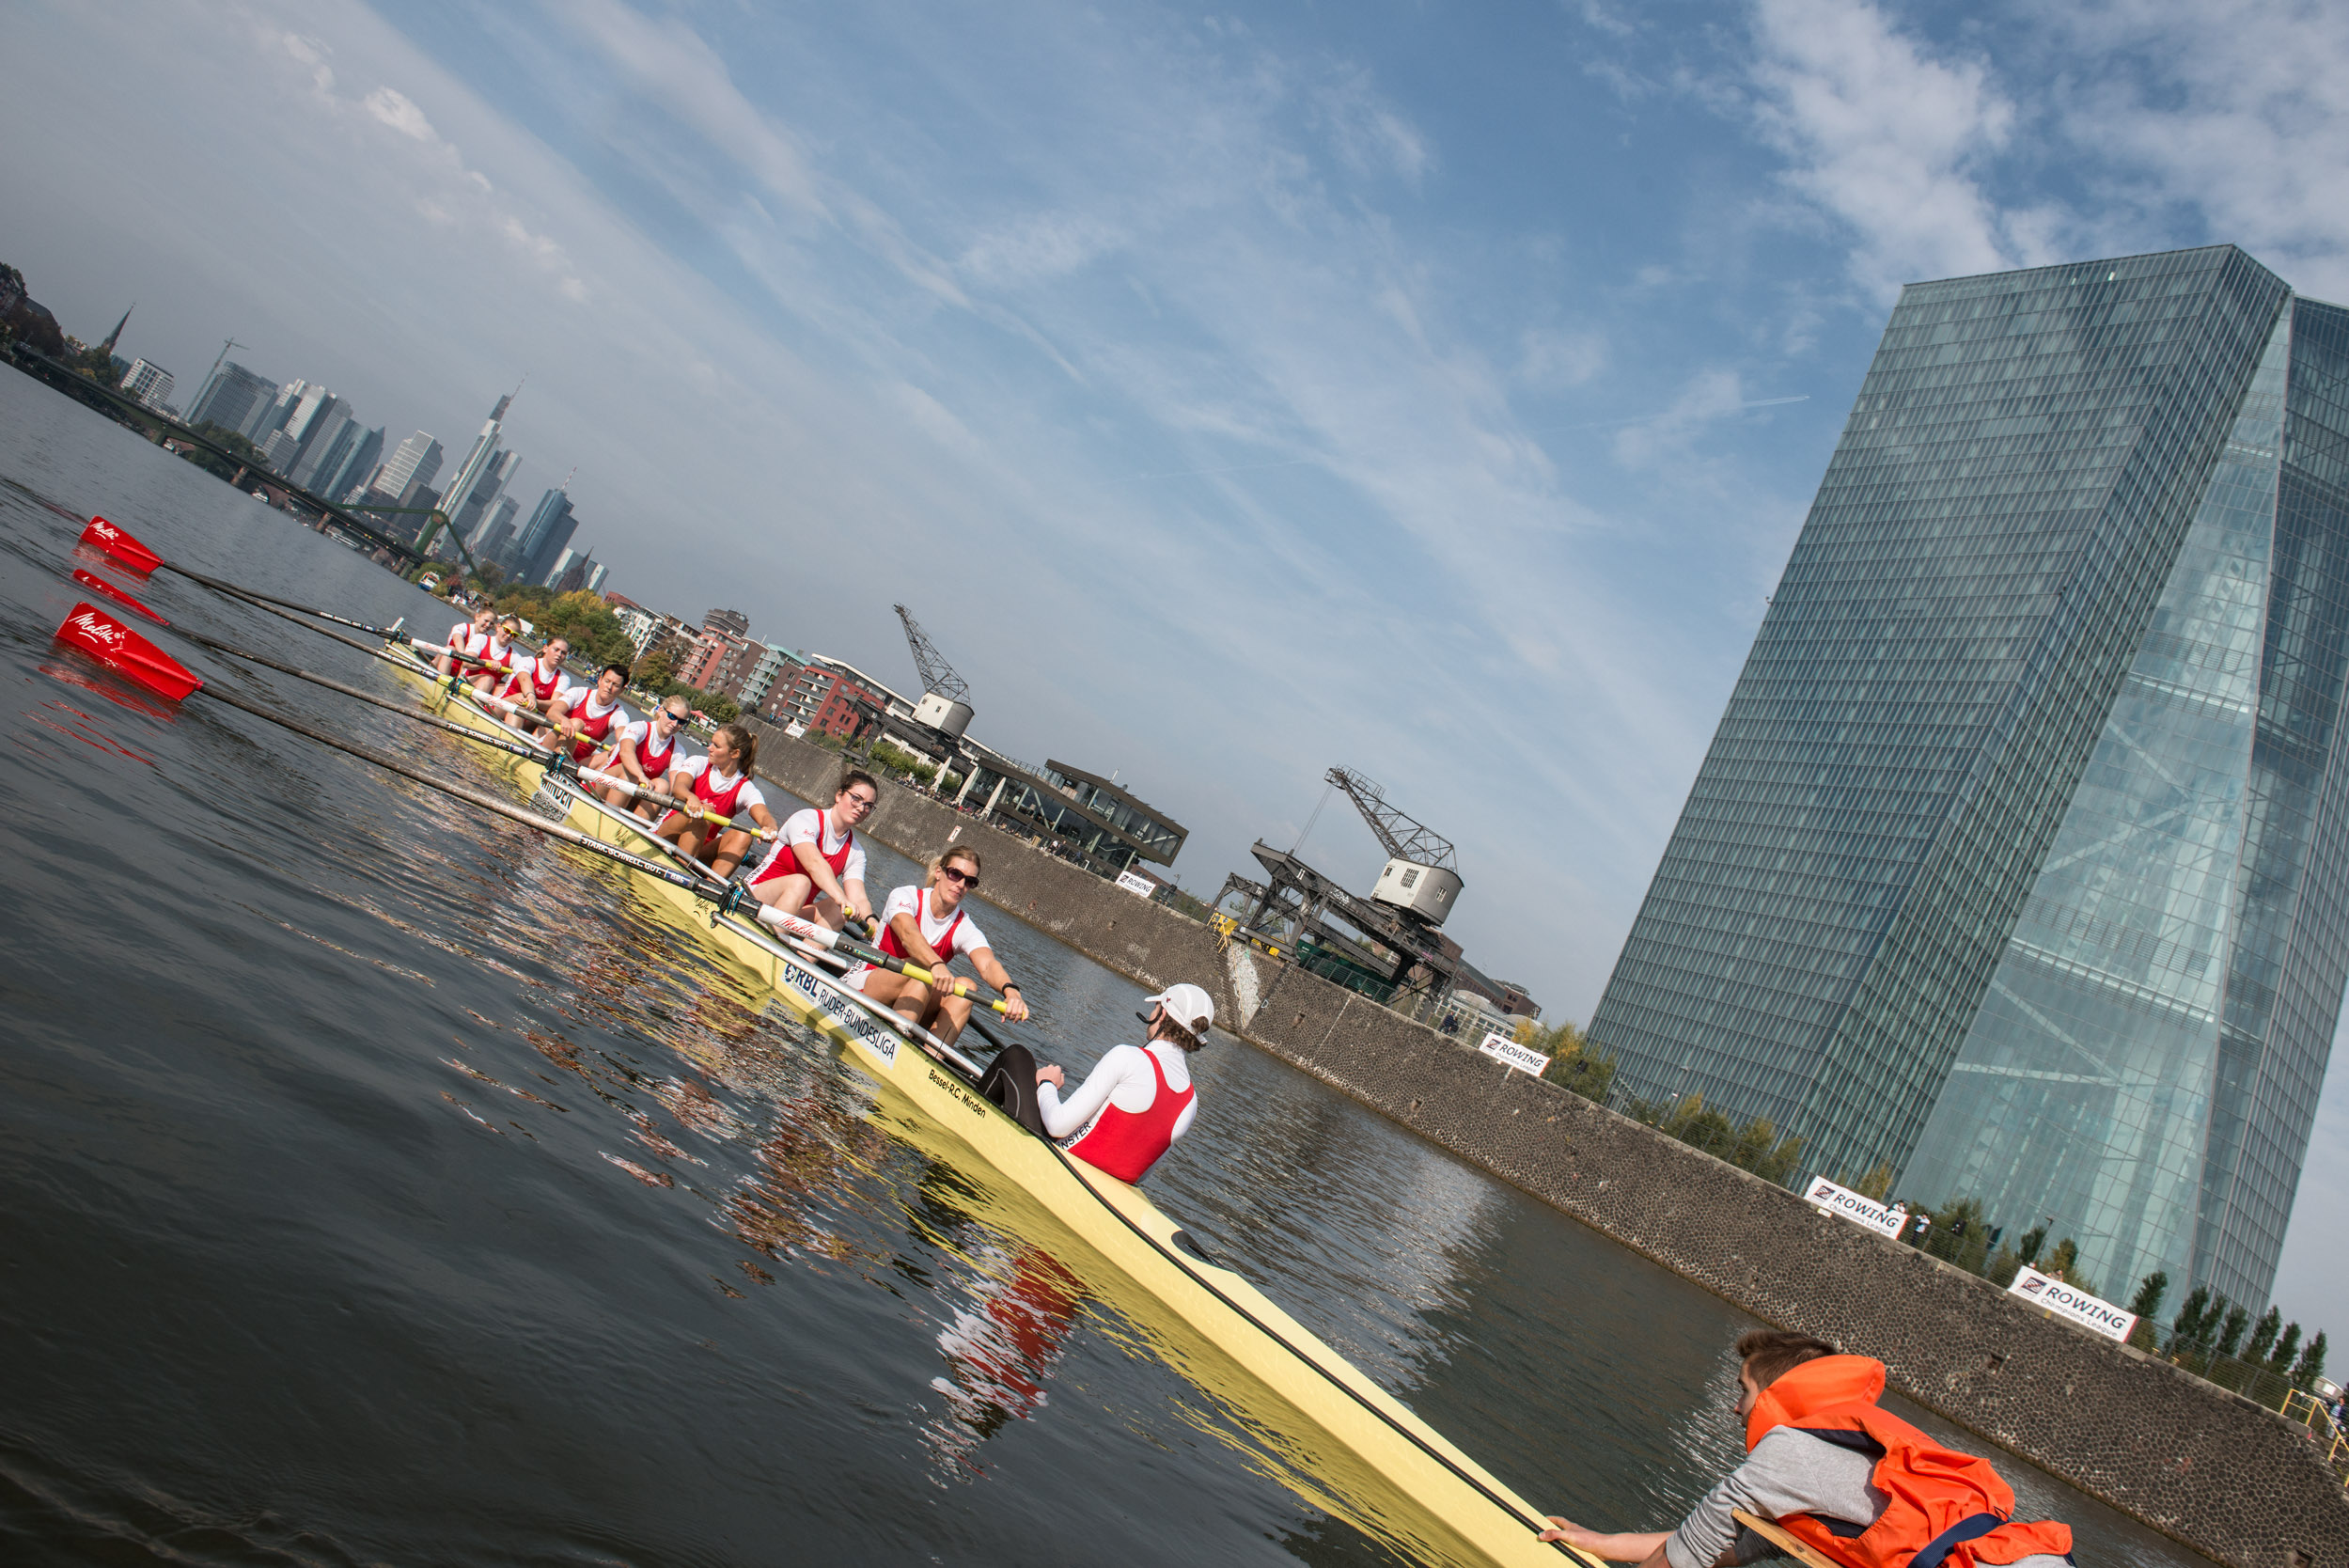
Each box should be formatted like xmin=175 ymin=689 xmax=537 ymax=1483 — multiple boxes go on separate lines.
xmin=1327 ymin=767 xmax=1456 ymax=870
xmin=894 ymin=604 xmax=970 ymax=704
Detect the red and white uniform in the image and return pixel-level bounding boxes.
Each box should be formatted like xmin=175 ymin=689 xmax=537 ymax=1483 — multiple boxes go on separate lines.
xmin=497 ymin=654 xmax=572 ymax=709
xmin=1041 ymin=1042 xmax=1197 ymax=1184
xmin=561 ymin=690 xmax=628 ymax=761
xmin=606 ymin=715 xmax=682 ymax=778
xmin=847 ymin=884 xmax=989 ymax=990
xmin=446 ymin=620 xmax=493 ymax=669
xmin=477 ymin=635 xmax=517 ymax=680
xmin=665 ymin=754 xmax=766 ymax=833
xmin=749 ymin=806 xmax=868 ymax=894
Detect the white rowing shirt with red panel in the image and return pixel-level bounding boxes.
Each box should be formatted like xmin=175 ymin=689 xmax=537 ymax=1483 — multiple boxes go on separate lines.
xmin=847 ymin=883 xmax=989 ymax=990
xmin=608 ymin=716 xmax=681 ymax=778
xmin=563 ymin=691 xmax=628 ymax=761
xmin=750 ymin=807 xmax=868 ymax=893
xmin=446 ymin=620 xmax=493 ymax=667
xmin=667 ymin=754 xmax=766 ymax=830
xmin=498 ymin=655 xmax=572 ymax=708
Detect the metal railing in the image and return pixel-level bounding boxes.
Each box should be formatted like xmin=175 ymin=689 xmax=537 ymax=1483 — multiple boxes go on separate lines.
xmin=2279 ymin=1390 xmax=2348 ymax=1489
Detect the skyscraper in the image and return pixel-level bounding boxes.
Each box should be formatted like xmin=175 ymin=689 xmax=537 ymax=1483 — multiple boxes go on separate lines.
xmin=317 ymin=426 xmax=384 ymax=504
xmin=438 ymin=391 xmax=518 ymax=541
xmin=118 ymin=359 xmax=174 ymax=412
xmin=456 ymin=449 xmax=522 ymax=545
xmin=290 ymin=402 xmax=360 ymax=491
xmin=474 ymin=494 xmax=522 ymax=567
xmin=1587 ymin=246 xmax=2349 ymax=1309
xmin=186 ymin=362 xmax=275 ymax=435
xmin=372 ymin=431 xmax=445 ymax=504
xmin=509 ymin=487 xmax=576 ymax=588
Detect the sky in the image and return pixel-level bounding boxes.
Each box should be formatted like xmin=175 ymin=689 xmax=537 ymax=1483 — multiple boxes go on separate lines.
xmin=5 ymin=0 xmax=2346 ymax=1324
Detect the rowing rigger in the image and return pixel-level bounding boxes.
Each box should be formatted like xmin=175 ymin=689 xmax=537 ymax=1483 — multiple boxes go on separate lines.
xmin=55 ymin=533 xmax=1603 ymax=1568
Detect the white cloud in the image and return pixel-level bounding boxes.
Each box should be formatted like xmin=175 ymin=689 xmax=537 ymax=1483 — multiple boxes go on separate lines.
xmin=1746 ymin=0 xmax=2055 ymax=298
xmin=362 ymin=86 xmax=435 ymax=142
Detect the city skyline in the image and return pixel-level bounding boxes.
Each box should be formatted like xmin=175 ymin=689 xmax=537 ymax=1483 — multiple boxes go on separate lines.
xmin=8 ymin=0 xmax=2346 ymax=1323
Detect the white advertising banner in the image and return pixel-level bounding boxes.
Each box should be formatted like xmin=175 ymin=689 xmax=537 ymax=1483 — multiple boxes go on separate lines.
xmin=1478 ymin=1031 xmax=1551 ymax=1076
xmin=1802 ymin=1176 xmax=1909 ymax=1238
xmin=2008 ymin=1266 xmax=2138 ymax=1341
xmin=1114 ymin=870 xmax=1156 ymax=898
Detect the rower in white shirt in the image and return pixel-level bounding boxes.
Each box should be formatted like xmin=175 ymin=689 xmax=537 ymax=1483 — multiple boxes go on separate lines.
xmin=845 ymin=845 xmax=1028 ymax=1045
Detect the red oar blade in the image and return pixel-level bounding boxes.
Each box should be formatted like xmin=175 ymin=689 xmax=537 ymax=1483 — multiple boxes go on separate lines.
xmin=54 ymin=604 xmax=203 ymax=701
xmin=71 ymin=569 xmax=168 ymax=625
xmin=79 ymin=515 xmax=164 ymax=576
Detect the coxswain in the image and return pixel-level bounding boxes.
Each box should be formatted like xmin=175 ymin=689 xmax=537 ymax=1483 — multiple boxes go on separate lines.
xmin=843 ymin=845 xmax=1027 ymax=1045
xmin=435 ymin=603 xmax=496 ymax=685
xmin=594 ymin=696 xmax=691 ymax=818
xmin=974 ymin=984 xmax=1211 ymax=1184
xmin=494 ymin=635 xmax=574 ymax=733
xmin=1540 ymin=1331 xmax=2073 ymax=1568
xmin=744 ymin=768 xmax=880 ymax=934
xmin=550 ymin=662 xmax=632 ymax=764
xmin=655 ymin=720 xmax=777 ymax=877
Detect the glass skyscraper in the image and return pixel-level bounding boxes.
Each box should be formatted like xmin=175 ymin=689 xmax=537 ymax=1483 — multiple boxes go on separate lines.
xmin=1588 ymin=246 xmax=2349 ymax=1308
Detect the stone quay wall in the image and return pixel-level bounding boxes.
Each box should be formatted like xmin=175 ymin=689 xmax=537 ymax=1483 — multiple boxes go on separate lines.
xmin=746 ymin=723 xmax=2346 ymax=1568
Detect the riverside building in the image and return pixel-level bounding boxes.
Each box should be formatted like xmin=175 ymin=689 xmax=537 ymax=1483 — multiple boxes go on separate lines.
xmin=1587 ymin=245 xmax=2349 ymax=1309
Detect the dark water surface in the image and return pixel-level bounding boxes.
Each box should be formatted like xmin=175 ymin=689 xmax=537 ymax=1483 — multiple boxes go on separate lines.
xmin=0 ymin=369 xmax=2206 ymax=1566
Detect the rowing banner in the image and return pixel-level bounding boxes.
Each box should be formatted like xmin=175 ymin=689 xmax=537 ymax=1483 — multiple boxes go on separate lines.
xmin=1802 ymin=1176 xmax=1909 ymax=1238
xmin=1477 ymin=1032 xmax=1549 ymax=1076
xmin=2008 ymin=1266 xmax=2137 ymax=1341
xmin=1114 ymin=870 xmax=1156 ymax=898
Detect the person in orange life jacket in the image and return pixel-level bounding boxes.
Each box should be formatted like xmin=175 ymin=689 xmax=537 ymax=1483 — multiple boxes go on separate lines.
xmin=744 ymin=769 xmax=880 ymax=937
xmin=435 ymin=604 xmax=496 ymax=685
xmin=494 ymin=635 xmax=573 ymax=734
xmin=654 ymin=721 xmax=779 ymax=878
xmin=1541 ymin=1330 xmax=2073 ymax=1568
xmin=594 ymin=696 xmax=691 ymax=817
xmin=550 ymin=663 xmax=631 ymax=761
xmin=844 ymin=846 xmax=1030 ymax=1045
xmin=975 ymin=984 xmax=1210 ymax=1184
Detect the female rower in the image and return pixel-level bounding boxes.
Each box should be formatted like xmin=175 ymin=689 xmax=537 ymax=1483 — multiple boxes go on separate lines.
xmin=494 ymin=635 xmax=573 ymax=733
xmin=550 ymin=663 xmax=630 ymax=760
xmin=435 ymin=604 xmax=495 ymax=685
xmin=462 ymin=617 xmax=523 ymax=698
xmin=846 ymin=846 xmax=1028 ymax=1046
xmin=595 ymin=697 xmax=690 ymax=818
xmin=974 ymin=984 xmax=1212 ymax=1184
xmin=744 ymin=769 xmax=879 ymax=934
xmin=656 ymin=721 xmax=778 ymax=877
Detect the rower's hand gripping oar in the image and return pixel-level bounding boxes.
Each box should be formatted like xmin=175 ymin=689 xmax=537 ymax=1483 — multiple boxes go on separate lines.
xmin=51 ymin=604 xmax=768 ymax=920
xmin=754 ymin=906 xmax=1024 ymax=1019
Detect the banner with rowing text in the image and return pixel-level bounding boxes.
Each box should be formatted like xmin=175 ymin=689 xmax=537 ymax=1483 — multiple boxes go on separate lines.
xmin=1477 ymin=1032 xmax=1550 ymax=1076
xmin=2007 ymin=1266 xmax=2137 ymax=1341
xmin=1802 ymin=1176 xmax=1909 ymax=1238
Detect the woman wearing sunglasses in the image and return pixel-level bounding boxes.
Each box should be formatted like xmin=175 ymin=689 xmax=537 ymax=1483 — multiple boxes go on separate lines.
xmin=746 ymin=768 xmax=881 ymax=934
xmin=593 ymin=697 xmax=692 ymax=818
xmin=846 ymin=844 xmax=1028 ymax=1047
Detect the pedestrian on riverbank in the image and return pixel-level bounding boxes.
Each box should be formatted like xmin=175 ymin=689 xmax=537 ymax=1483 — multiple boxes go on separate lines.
xmin=1541 ymin=1330 xmax=2074 ymax=1568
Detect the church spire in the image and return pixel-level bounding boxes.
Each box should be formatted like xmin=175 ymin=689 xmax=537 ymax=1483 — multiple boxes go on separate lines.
xmin=97 ymin=303 xmax=133 ymax=358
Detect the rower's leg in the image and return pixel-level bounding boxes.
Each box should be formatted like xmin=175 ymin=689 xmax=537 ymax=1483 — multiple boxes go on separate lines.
xmin=935 ymin=994 xmax=972 ymax=1045
xmin=975 ymin=1043 xmax=1049 ymax=1137
xmin=809 ymin=891 xmax=849 ymax=933
xmin=750 ymin=872 xmax=812 ymax=909
xmin=707 ymin=827 xmax=753 ymax=878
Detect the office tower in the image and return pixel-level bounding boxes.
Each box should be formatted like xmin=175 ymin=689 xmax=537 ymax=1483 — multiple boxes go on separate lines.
xmin=1586 ymin=246 xmax=2349 ymax=1309
xmin=244 ymin=379 xmax=309 ymax=444
xmin=509 ymin=487 xmax=576 ymax=588
xmin=474 ymin=494 xmax=522 ymax=568
xmin=370 ymin=431 xmax=444 ymax=505
xmin=118 ymin=359 xmax=174 ymax=412
xmin=585 ymin=562 xmax=608 ymax=595
xmin=438 ymin=391 xmax=518 ymax=541
xmin=187 ymin=362 xmax=275 ymax=435
xmin=290 ymin=403 xmax=360 ymax=491
xmin=318 ymin=426 xmax=384 ymax=504
xmin=456 ymin=449 xmax=522 ymax=546
xmin=550 ymin=550 xmax=595 ymax=593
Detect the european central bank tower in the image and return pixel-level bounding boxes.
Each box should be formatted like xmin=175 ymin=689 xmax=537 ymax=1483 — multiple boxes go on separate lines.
xmin=1589 ymin=246 xmax=2349 ymax=1308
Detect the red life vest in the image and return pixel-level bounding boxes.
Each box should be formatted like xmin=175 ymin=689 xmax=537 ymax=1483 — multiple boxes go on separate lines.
xmin=1746 ymin=1357 xmax=2073 ymax=1568
xmin=879 ymin=887 xmax=966 ymax=964
xmin=752 ymin=810 xmax=858 ymax=889
xmin=568 ymin=695 xmax=624 ymax=761
xmin=1065 ymin=1046 xmax=1194 ymax=1184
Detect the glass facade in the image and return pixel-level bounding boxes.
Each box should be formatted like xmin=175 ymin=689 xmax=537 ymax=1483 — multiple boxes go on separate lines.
xmin=1589 ymin=248 xmax=2349 ymax=1306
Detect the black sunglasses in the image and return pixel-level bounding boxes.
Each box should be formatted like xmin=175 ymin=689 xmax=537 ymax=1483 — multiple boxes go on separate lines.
xmin=941 ymin=867 xmax=979 ymax=886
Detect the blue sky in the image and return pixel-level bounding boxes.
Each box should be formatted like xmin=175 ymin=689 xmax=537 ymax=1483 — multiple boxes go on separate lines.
xmin=6 ymin=0 xmax=2346 ymax=1324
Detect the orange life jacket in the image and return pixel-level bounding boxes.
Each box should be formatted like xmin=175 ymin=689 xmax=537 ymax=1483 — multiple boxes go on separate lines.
xmin=1746 ymin=1356 xmax=2073 ymax=1568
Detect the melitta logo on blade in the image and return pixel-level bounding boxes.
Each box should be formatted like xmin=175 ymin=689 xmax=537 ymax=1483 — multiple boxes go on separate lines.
xmin=2007 ymin=1266 xmax=2137 ymax=1341
xmin=65 ymin=610 xmax=125 ymax=650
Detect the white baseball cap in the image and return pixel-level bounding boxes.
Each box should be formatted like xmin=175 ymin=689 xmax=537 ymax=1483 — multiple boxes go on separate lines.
xmin=1140 ymin=982 xmax=1215 ymax=1037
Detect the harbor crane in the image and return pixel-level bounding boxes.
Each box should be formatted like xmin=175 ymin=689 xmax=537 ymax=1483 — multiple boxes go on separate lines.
xmin=1326 ymin=766 xmax=1456 ymax=870
xmin=895 ymin=604 xmax=970 ymax=705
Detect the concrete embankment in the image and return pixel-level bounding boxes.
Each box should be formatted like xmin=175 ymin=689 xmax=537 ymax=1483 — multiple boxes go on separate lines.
xmin=747 ymin=721 xmax=2347 ymax=1568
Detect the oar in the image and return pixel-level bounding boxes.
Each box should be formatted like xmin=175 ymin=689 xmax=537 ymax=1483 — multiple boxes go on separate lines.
xmin=154 ymin=619 xmax=703 ymax=817
xmin=52 ymin=603 xmax=765 ymax=916
xmin=72 ymin=569 xmax=167 ymax=625
xmin=754 ymin=905 xmax=1023 ymax=1019
xmin=80 ymin=516 xmax=416 ymax=639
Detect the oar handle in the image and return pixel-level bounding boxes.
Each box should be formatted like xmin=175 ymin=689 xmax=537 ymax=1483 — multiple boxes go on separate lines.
xmin=754 ymin=907 xmax=1015 ymax=1015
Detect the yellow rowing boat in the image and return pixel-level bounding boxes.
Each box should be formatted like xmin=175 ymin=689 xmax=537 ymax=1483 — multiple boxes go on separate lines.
xmin=385 ymin=650 xmax=1587 ymax=1568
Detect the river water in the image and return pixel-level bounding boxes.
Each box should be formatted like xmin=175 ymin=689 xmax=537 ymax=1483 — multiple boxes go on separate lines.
xmin=0 ymin=369 xmax=2206 ymax=1565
